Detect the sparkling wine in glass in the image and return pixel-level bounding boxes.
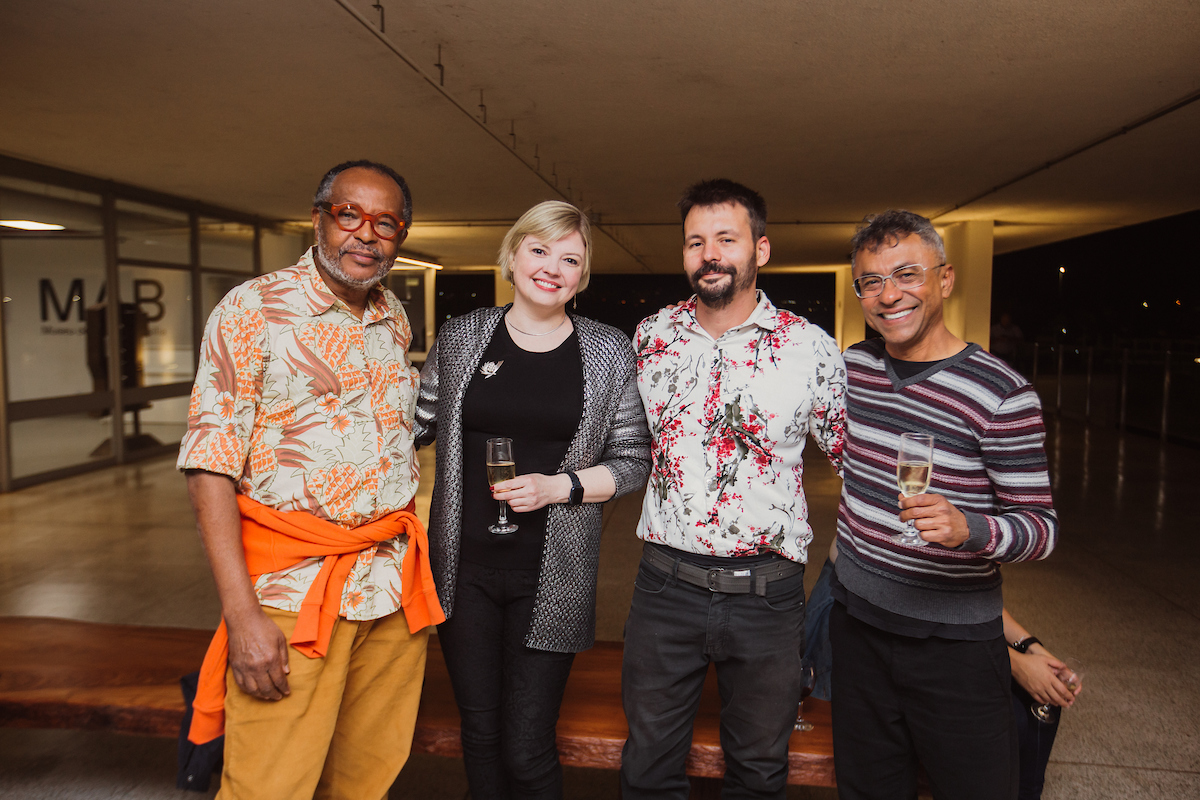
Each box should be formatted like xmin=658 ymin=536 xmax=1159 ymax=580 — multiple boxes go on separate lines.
xmin=794 ymin=659 xmax=817 ymax=732
xmin=486 ymin=437 xmax=518 ymax=535
xmin=1032 ymin=657 xmax=1083 ymax=723
xmin=896 ymin=433 xmax=934 ymax=547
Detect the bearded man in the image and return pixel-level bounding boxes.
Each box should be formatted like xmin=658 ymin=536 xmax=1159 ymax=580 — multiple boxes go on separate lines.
xmin=620 ymin=179 xmax=847 ymax=799
xmin=179 ymin=160 xmax=443 ymax=799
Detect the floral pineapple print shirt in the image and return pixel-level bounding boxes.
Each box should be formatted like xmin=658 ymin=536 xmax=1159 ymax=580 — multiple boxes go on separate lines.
xmin=634 ymin=292 xmax=846 ymax=563
xmin=178 ymin=250 xmax=420 ymax=620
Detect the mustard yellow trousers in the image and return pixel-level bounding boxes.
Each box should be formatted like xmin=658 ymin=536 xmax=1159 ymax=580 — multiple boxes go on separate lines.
xmin=217 ymin=607 xmax=429 ymax=800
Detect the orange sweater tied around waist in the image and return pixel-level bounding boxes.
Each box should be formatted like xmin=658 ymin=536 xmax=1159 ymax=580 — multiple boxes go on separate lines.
xmin=188 ymin=495 xmax=445 ymax=744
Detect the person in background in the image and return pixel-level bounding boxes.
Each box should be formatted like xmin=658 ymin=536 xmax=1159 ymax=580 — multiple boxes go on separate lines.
xmin=415 ymin=200 xmax=651 ymax=800
xmin=990 ymin=311 xmax=1024 ymax=367
xmin=179 ymin=160 xmax=441 ymax=799
xmin=1004 ymin=609 xmax=1081 ymax=800
xmin=802 ymin=540 xmax=838 ymax=702
xmin=831 ymin=209 xmax=1058 ymax=800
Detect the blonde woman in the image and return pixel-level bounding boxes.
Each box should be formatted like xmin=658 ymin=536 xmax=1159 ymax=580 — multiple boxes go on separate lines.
xmin=414 ymin=201 xmax=650 ymax=799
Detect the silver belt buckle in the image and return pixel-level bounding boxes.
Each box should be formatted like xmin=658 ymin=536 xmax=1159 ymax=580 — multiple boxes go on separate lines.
xmin=706 ymin=568 xmax=721 ymax=590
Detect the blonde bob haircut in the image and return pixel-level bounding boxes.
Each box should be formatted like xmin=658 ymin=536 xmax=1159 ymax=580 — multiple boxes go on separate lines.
xmin=498 ymin=201 xmax=593 ymax=293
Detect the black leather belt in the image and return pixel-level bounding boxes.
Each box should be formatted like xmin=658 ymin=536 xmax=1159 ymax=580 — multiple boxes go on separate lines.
xmin=642 ymin=543 xmax=804 ymax=596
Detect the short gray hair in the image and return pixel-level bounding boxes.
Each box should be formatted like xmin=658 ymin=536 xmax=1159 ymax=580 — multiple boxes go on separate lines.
xmin=850 ymin=209 xmax=944 ymax=268
xmin=498 ymin=201 xmax=593 ymax=292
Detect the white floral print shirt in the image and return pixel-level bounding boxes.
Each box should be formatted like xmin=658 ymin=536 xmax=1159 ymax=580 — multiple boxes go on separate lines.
xmin=178 ymin=251 xmax=420 ymax=620
xmin=634 ymin=292 xmax=846 ymax=563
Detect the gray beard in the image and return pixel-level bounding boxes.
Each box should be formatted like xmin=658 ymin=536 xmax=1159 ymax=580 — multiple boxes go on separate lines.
xmin=315 ymin=229 xmax=397 ymax=290
xmin=689 ymin=258 xmax=757 ymax=310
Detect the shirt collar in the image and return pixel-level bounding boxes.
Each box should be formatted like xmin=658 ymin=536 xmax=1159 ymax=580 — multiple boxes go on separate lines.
xmin=674 ymin=290 xmax=778 ymax=337
xmin=301 ymin=247 xmax=393 ymax=323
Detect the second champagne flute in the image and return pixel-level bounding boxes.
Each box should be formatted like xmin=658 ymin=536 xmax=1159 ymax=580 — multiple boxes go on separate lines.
xmin=486 ymin=437 xmax=519 ymax=535
xmin=896 ymin=433 xmax=934 ymax=547
xmin=1032 ymin=657 xmax=1083 ymax=723
xmin=793 ymin=659 xmax=817 ymax=732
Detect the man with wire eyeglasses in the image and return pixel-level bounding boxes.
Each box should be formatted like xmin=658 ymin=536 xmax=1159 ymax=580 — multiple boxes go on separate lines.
xmin=828 ymin=210 xmax=1058 ymax=800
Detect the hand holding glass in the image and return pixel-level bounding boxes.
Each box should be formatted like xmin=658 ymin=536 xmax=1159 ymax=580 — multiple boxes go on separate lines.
xmin=896 ymin=433 xmax=934 ymax=547
xmin=1032 ymin=657 xmax=1083 ymax=723
xmin=486 ymin=438 xmax=519 ymax=535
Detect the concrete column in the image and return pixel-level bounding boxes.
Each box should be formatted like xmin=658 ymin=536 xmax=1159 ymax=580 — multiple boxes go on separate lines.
xmin=494 ymin=268 xmax=514 ymax=306
xmin=940 ymin=220 xmax=994 ymax=350
xmin=422 ymin=267 xmax=436 ymax=355
xmin=835 ymin=265 xmax=865 ymax=351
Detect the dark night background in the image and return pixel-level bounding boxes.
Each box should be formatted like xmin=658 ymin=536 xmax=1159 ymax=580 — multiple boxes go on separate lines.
xmin=992 ymin=209 xmax=1199 ymax=348
xmin=428 ymin=210 xmax=1198 ymax=442
xmin=436 ymin=208 xmax=1200 ymax=350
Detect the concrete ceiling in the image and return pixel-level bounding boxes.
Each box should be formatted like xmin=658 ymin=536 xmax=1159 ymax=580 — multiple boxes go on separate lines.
xmin=2 ymin=0 xmax=1198 ymax=272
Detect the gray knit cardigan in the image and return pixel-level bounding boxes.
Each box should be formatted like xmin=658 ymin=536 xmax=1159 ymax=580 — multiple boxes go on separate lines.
xmin=414 ymin=306 xmax=651 ymax=652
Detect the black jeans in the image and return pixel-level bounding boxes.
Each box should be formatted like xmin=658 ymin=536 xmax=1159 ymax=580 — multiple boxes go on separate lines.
xmin=437 ymin=561 xmax=576 ymax=800
xmin=1011 ymin=681 xmax=1060 ymax=800
xmin=620 ymin=554 xmax=807 ymax=800
xmin=829 ymin=602 xmax=1018 ymax=800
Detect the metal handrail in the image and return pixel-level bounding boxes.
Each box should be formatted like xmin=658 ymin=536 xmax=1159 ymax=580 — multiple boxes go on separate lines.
xmin=1010 ymin=342 xmax=1197 ymax=445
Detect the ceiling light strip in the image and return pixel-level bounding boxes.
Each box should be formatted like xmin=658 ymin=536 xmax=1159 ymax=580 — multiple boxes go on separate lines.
xmin=0 ymin=220 xmax=66 ymax=231
xmin=331 ymin=0 xmax=652 ymax=272
xmin=395 ymin=255 xmax=443 ymax=270
xmin=933 ymin=86 xmax=1200 ymax=220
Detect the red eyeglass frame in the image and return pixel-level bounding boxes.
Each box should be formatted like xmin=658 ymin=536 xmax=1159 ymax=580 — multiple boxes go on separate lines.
xmin=317 ymin=202 xmax=407 ymax=240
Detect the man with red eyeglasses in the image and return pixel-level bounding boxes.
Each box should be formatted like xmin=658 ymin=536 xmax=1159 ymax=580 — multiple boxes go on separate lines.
xmin=179 ymin=160 xmax=443 ymax=798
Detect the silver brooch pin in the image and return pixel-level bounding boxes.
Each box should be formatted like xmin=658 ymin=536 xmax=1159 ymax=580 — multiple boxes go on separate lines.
xmin=480 ymin=360 xmax=503 ymax=378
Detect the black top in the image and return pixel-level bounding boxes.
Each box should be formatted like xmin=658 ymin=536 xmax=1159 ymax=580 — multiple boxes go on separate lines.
xmin=459 ymin=322 xmax=584 ymax=570
xmin=889 ymin=355 xmax=943 ymax=380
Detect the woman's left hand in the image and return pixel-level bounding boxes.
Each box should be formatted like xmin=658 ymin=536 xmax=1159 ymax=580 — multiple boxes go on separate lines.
xmin=492 ymin=473 xmax=571 ymax=513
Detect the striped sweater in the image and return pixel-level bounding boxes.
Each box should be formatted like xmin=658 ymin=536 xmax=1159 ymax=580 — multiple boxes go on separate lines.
xmin=835 ymin=340 xmax=1058 ymax=626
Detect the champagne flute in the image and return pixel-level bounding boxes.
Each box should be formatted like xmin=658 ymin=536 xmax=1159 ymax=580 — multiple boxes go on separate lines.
xmin=794 ymin=659 xmax=817 ymax=732
xmin=896 ymin=433 xmax=934 ymax=547
xmin=1032 ymin=657 xmax=1083 ymax=723
xmin=486 ymin=437 xmax=519 ymax=535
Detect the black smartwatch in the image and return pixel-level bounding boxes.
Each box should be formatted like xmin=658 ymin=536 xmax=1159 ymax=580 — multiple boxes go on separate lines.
xmin=565 ymin=471 xmax=584 ymax=506
xmin=1009 ymin=636 xmax=1042 ymax=654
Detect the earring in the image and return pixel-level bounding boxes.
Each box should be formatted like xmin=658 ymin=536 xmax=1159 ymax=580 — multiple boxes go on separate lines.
xmin=573 ymin=295 xmax=577 ymax=310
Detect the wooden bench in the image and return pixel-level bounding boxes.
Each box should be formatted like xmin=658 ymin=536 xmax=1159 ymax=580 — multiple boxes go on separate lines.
xmin=0 ymin=616 xmax=835 ymax=792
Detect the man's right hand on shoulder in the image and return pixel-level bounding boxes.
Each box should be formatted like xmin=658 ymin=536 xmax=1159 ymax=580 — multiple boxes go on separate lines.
xmin=226 ymin=606 xmax=291 ymax=700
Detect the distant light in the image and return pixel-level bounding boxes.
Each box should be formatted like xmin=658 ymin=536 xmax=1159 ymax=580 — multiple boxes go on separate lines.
xmin=1061 ymin=328 xmax=1066 ymax=334
xmin=1058 ymin=266 xmax=1066 ymax=274
xmin=395 ymin=255 xmax=442 ymax=270
xmin=1177 ymin=300 xmax=1182 ymax=306
xmin=1143 ymin=302 xmax=1149 ymax=308
xmin=1195 ymin=358 xmax=1200 ymax=365
xmin=0 ymin=219 xmax=65 ymax=231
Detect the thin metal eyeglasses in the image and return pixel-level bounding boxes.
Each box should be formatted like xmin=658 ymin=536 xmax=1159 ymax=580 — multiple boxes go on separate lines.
xmin=317 ymin=202 xmax=406 ymax=240
xmin=853 ymin=263 xmax=945 ymax=298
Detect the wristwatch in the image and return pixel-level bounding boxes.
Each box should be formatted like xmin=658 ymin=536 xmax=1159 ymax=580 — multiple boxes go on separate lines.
xmin=565 ymin=471 xmax=584 ymax=506
xmin=1009 ymin=636 xmax=1042 ymax=654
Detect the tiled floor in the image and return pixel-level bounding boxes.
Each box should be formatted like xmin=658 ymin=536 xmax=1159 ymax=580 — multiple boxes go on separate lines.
xmin=1 ymin=418 xmax=1197 ymax=798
